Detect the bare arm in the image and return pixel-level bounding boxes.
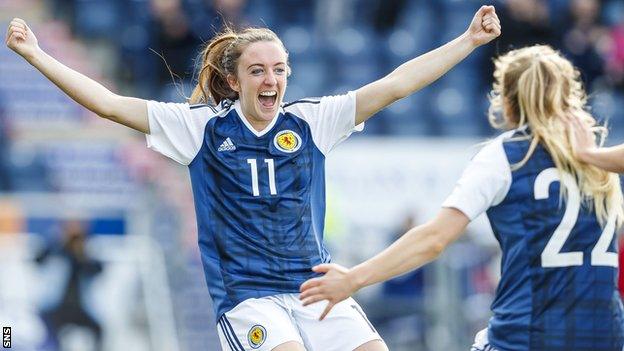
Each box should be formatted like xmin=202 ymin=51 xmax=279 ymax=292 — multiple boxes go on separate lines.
xmin=355 ymin=6 xmax=501 ymax=125
xmin=299 ymin=207 xmax=470 ymax=319
xmin=568 ymin=114 xmax=624 ymax=173
xmin=578 ymin=146 xmax=624 ymax=173
xmin=6 ymin=18 xmax=149 ymax=133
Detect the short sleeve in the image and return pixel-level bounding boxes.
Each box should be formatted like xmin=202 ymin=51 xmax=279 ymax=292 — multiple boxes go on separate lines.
xmin=284 ymin=91 xmax=363 ymax=155
xmin=442 ymin=137 xmax=513 ymax=220
xmin=145 ymin=101 xmax=214 ymax=165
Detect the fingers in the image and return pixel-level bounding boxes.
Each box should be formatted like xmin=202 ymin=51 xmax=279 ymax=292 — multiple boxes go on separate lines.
xmin=6 ymin=18 xmax=28 ymax=35
xmin=569 ymin=119 xmax=585 ymax=139
xmin=300 ymin=294 xmax=327 ymax=307
xmin=299 ymin=286 xmax=322 ymax=301
xmin=6 ymin=32 xmax=25 ymax=47
xmin=488 ymin=23 xmax=502 ymax=36
xmin=9 ymin=18 xmax=28 ymax=34
xmin=7 ymin=32 xmax=24 ymax=43
xmin=477 ymin=5 xmax=495 ymax=18
xmin=482 ymin=16 xmax=500 ymax=28
xmin=311 ymin=263 xmax=332 ymax=273
xmin=300 ymin=277 xmax=320 ymax=292
xmin=6 ymin=19 xmax=28 ymax=46
xmin=565 ymin=115 xmax=580 ymax=130
xmin=473 ymin=5 xmax=487 ymax=22
xmin=578 ymin=119 xmax=595 ymax=138
xmin=481 ymin=5 xmax=495 ymax=15
xmin=298 ymin=289 xmax=337 ymax=320
xmin=11 ymin=18 xmax=28 ymax=29
xmin=568 ymin=114 xmax=591 ymax=131
xmin=482 ymin=11 xmax=501 ymax=34
xmin=319 ymin=303 xmax=335 ymax=321
xmin=8 ymin=25 xmax=26 ymax=37
xmin=472 ymin=5 xmax=501 ymax=40
xmin=566 ymin=115 xmax=597 ymax=156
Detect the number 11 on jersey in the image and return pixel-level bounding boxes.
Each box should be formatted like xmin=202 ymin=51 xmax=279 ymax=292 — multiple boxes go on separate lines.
xmin=247 ymin=158 xmax=277 ymax=196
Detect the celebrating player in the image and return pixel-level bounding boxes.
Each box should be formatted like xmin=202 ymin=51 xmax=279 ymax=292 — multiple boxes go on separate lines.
xmin=300 ymin=45 xmax=624 ymax=351
xmin=6 ymin=6 xmax=500 ymax=351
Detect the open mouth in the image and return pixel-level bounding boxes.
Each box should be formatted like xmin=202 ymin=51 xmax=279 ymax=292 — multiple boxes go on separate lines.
xmin=258 ymin=90 xmax=277 ymax=109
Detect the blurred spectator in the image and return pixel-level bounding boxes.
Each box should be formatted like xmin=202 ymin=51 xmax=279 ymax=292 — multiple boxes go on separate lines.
xmin=606 ymin=17 xmax=624 ymax=91
xmin=210 ymin=0 xmax=249 ymax=27
xmin=189 ymin=0 xmax=250 ymax=40
xmin=36 ymin=220 xmax=103 ymax=351
xmin=369 ymin=213 xmax=426 ymax=350
xmin=150 ymin=0 xmax=202 ymax=95
xmin=480 ymin=0 xmax=556 ymax=98
xmin=493 ymin=0 xmax=556 ymax=53
xmin=0 ymin=97 xmax=10 ymax=191
xmin=368 ymin=0 xmax=408 ymax=34
xmin=48 ymin=0 xmax=77 ymax=32
xmin=560 ymin=0 xmax=608 ymax=87
xmin=382 ymin=214 xmax=424 ymax=299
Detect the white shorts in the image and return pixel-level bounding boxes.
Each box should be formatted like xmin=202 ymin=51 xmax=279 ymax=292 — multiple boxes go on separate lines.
xmin=469 ymin=328 xmax=499 ymax=351
xmin=216 ymin=293 xmax=383 ymax=351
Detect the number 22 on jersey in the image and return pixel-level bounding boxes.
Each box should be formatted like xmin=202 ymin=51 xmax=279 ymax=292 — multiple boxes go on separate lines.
xmin=534 ymin=167 xmax=617 ymax=268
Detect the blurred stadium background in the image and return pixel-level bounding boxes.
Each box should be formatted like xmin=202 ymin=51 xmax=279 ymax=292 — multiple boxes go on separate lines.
xmin=0 ymin=0 xmax=623 ymax=350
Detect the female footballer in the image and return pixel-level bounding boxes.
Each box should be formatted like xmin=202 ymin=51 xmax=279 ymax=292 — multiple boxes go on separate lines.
xmin=6 ymin=6 xmax=500 ymax=351
xmin=300 ymin=45 xmax=624 ymax=351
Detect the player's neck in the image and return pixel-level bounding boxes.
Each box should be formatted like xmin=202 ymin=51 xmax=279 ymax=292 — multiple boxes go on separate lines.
xmin=235 ymin=100 xmax=278 ymax=133
xmin=246 ymin=118 xmax=271 ymax=132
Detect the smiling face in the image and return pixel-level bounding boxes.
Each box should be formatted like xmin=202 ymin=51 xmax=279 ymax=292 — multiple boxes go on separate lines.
xmin=227 ymin=41 xmax=288 ymax=131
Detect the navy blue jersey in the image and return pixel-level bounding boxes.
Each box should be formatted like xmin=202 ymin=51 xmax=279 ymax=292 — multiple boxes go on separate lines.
xmin=146 ymin=93 xmax=362 ymax=319
xmin=444 ymin=128 xmax=624 ymax=351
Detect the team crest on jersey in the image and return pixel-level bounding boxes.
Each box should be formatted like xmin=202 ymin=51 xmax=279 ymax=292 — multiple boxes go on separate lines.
xmin=274 ymin=130 xmax=301 ymax=153
xmin=247 ymin=325 xmax=266 ymax=349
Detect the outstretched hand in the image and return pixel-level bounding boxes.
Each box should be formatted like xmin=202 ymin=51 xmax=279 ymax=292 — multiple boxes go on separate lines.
xmin=566 ymin=114 xmax=598 ymax=163
xmin=299 ymin=263 xmax=358 ymax=321
xmin=6 ymin=18 xmax=39 ymax=59
xmin=466 ymin=5 xmax=501 ymax=47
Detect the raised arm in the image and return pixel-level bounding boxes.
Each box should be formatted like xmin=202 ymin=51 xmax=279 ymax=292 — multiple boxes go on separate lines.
xmin=5 ymin=18 xmax=149 ymax=133
xmin=299 ymin=207 xmax=469 ymax=320
xmin=355 ymin=5 xmax=501 ymax=125
xmin=568 ymin=115 xmax=624 ymax=173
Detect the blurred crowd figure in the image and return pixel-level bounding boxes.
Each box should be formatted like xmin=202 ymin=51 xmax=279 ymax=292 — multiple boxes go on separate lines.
xmin=0 ymin=97 xmax=10 ymax=191
xmin=381 ymin=215 xmax=425 ymax=300
xmin=36 ymin=220 xmax=103 ymax=351
xmin=29 ymin=0 xmax=624 ymax=119
xmin=481 ymin=0 xmax=621 ymax=92
xmin=498 ymin=0 xmax=556 ymax=51
xmin=605 ymin=3 xmax=624 ymax=91
xmin=150 ymin=0 xmax=202 ymax=91
xmin=562 ymin=0 xmax=609 ymax=88
xmin=377 ymin=214 xmax=427 ymax=349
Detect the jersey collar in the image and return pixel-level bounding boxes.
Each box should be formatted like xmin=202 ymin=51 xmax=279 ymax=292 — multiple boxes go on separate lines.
xmin=234 ymin=100 xmax=283 ymax=137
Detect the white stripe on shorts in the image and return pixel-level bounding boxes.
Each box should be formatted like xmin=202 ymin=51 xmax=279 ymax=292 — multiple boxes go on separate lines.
xmin=470 ymin=328 xmax=499 ymax=351
xmin=219 ymin=317 xmax=245 ymax=351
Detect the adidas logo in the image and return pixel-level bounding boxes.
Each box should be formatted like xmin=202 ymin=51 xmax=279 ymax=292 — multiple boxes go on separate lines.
xmin=218 ymin=137 xmax=236 ymax=152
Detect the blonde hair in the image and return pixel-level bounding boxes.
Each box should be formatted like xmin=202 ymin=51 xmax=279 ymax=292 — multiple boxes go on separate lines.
xmin=488 ymin=45 xmax=624 ymax=227
xmin=189 ymin=26 xmax=288 ymax=105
